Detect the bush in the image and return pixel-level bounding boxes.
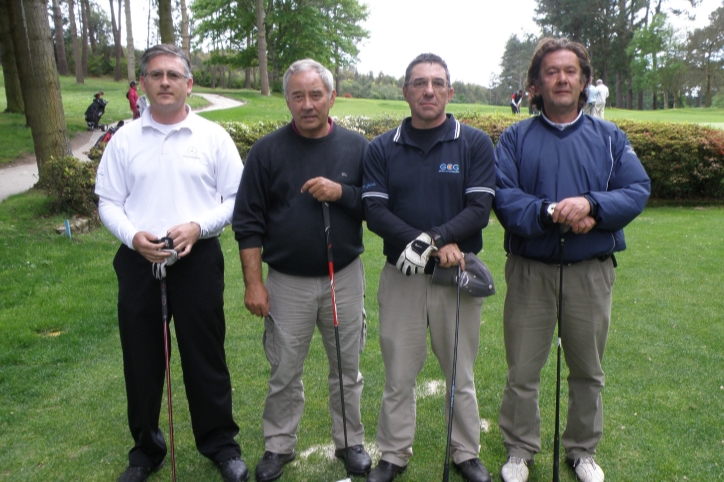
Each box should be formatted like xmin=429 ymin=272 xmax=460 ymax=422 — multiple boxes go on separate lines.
xmin=39 ymin=156 xmax=100 ymax=216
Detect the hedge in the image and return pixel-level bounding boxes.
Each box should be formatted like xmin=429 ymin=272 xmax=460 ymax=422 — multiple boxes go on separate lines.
xmin=47 ymin=114 xmax=724 ymax=216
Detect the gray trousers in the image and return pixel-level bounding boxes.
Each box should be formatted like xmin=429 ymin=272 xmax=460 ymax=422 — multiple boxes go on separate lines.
xmin=376 ymin=263 xmax=484 ymax=467
xmin=262 ymin=257 xmax=366 ymax=453
xmin=499 ymin=255 xmax=614 ymax=461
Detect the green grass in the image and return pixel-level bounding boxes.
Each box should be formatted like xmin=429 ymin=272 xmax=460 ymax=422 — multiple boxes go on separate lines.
xmin=1 ymin=190 xmax=723 ymax=480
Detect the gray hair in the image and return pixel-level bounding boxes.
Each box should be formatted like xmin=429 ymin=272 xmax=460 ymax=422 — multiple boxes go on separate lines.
xmin=283 ymin=59 xmax=334 ymax=100
xmin=139 ymin=44 xmax=193 ymax=79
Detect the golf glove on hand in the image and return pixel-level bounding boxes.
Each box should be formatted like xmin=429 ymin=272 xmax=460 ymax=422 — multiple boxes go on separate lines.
xmin=152 ymin=249 xmax=179 ymax=280
xmin=396 ymin=232 xmax=437 ymax=276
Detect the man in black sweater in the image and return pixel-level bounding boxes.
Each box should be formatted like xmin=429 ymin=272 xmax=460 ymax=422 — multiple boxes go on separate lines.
xmin=232 ymin=59 xmax=371 ymax=482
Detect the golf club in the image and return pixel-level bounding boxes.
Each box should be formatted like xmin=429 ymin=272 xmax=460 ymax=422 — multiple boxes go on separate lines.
xmin=322 ymin=202 xmax=352 ymax=482
xmin=155 ymin=237 xmax=177 ymax=482
xmin=442 ymin=265 xmax=462 ymax=482
xmin=553 ymin=224 xmax=569 ymax=482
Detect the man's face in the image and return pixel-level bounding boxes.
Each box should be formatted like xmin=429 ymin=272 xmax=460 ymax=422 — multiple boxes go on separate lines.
xmin=285 ymin=70 xmax=336 ymax=139
xmin=532 ymin=49 xmax=586 ymax=119
xmin=403 ymin=62 xmax=453 ymax=129
xmin=140 ymin=54 xmax=193 ymax=120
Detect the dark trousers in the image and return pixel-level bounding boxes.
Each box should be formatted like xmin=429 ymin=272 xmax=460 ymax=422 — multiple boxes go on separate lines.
xmin=113 ymin=238 xmax=240 ymax=468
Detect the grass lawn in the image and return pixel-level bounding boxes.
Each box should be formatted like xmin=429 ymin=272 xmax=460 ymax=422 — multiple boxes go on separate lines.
xmin=0 ymin=190 xmax=722 ymax=481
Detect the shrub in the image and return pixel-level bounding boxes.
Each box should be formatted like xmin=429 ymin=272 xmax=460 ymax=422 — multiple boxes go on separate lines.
xmin=39 ymin=156 xmax=100 ymax=216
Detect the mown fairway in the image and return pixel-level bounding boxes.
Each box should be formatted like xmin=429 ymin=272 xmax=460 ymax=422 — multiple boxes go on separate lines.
xmin=0 ymin=191 xmax=722 ymax=481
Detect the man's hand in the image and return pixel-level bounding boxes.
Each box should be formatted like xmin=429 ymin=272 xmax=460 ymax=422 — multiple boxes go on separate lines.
xmin=244 ymin=281 xmax=270 ymax=318
xmin=551 ymin=196 xmax=591 ymax=229
xmin=301 ymin=177 xmax=343 ymax=202
xmin=396 ymin=232 xmax=437 ymax=276
xmin=132 ymin=231 xmax=174 ymax=263
xmin=166 ymin=222 xmax=202 ymax=258
xmin=432 ymin=243 xmax=465 ymax=269
xmin=570 ymin=215 xmax=597 ymax=234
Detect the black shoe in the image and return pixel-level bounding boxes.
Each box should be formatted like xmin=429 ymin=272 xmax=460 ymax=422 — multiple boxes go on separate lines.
xmin=366 ymin=460 xmax=406 ymax=482
xmin=454 ymin=458 xmax=492 ymax=482
xmin=334 ymin=445 xmax=372 ymax=475
xmin=218 ymin=457 xmax=250 ymax=482
xmin=255 ymin=450 xmax=296 ymax=482
xmin=118 ymin=462 xmax=164 ymax=482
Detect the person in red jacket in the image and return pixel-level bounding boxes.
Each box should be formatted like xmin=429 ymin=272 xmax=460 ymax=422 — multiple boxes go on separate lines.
xmin=127 ymin=81 xmax=140 ymax=119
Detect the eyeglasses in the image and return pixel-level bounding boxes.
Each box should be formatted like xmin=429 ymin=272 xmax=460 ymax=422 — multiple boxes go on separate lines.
xmin=406 ymin=78 xmax=449 ymax=91
xmin=144 ymin=70 xmax=189 ymax=82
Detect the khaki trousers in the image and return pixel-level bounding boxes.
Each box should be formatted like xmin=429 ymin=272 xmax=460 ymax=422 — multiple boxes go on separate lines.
xmin=376 ymin=263 xmax=484 ymax=467
xmin=262 ymin=257 xmax=366 ymax=453
xmin=498 ymin=255 xmax=614 ymax=461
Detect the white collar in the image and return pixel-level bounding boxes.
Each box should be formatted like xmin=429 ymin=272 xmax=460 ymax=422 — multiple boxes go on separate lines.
xmin=541 ymin=110 xmax=582 ymax=131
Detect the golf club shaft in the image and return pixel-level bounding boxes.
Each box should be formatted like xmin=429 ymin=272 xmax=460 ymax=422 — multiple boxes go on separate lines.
xmin=323 ymin=202 xmax=350 ymax=477
xmin=553 ymin=226 xmax=566 ymax=482
xmin=161 ymin=279 xmax=177 ymax=482
xmin=442 ymin=266 xmax=462 ymax=482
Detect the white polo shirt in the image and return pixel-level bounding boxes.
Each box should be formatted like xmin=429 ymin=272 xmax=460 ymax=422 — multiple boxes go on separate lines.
xmin=95 ymin=106 xmax=243 ymax=249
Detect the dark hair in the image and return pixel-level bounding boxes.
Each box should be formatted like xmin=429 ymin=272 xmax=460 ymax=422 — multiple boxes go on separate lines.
xmin=139 ymin=44 xmax=193 ymax=79
xmin=404 ymin=53 xmax=451 ymax=86
xmin=526 ymin=37 xmax=592 ymax=112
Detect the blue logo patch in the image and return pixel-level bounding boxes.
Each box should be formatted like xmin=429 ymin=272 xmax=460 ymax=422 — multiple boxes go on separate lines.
xmin=439 ymin=163 xmax=460 ymax=174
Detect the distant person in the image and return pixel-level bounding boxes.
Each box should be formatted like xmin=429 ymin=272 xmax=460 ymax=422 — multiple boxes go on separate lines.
xmin=362 ymin=52 xmax=496 ymax=482
xmin=127 ymin=81 xmax=140 ymax=119
xmin=96 ymin=44 xmax=248 ymax=482
xmin=510 ymin=89 xmax=523 ymax=114
xmin=594 ymin=79 xmax=609 ymax=118
xmin=232 ymin=58 xmax=371 ymax=482
xmin=583 ymin=78 xmax=597 ymax=116
xmin=494 ymin=38 xmax=650 ymax=482
xmin=136 ymin=94 xmax=148 ymax=117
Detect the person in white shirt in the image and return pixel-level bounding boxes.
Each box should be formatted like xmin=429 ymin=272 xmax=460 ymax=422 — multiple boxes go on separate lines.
xmin=95 ymin=44 xmax=248 ymax=482
xmin=583 ymin=78 xmax=597 ymax=116
xmin=594 ymin=79 xmax=609 ymax=118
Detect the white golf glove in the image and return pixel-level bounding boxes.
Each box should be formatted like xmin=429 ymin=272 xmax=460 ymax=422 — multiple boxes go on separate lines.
xmin=396 ymin=232 xmax=437 ymax=276
xmin=152 ymin=249 xmax=179 ymax=280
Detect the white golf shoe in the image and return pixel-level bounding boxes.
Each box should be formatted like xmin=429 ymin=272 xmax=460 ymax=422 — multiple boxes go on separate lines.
xmin=570 ymin=457 xmax=604 ymax=482
xmin=500 ymin=456 xmax=529 ymax=482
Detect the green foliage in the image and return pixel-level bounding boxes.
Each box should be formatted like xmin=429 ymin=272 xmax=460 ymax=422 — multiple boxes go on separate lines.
xmin=615 ymin=120 xmax=724 ymax=199
xmin=38 ymin=156 xmax=99 ymax=216
xmin=216 ymin=120 xmax=289 ymax=159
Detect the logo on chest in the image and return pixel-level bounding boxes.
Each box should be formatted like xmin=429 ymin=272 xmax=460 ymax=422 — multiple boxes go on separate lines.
xmin=183 ymin=146 xmax=201 ymax=160
xmin=439 ymin=163 xmax=460 ymax=174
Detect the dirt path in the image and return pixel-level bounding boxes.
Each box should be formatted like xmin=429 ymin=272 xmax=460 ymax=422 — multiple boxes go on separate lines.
xmin=0 ymin=93 xmax=245 ymax=203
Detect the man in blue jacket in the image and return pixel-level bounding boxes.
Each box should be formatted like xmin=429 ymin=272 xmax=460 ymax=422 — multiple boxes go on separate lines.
xmin=362 ymin=53 xmax=496 ymax=482
xmin=494 ymin=38 xmax=650 ymax=482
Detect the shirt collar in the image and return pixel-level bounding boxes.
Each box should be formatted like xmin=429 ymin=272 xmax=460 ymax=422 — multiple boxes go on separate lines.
xmin=540 ymin=110 xmax=583 ymax=131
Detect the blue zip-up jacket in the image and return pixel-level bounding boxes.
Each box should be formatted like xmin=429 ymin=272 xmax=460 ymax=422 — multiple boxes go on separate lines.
xmin=363 ymin=114 xmax=496 ymax=265
xmin=494 ymin=114 xmax=651 ymax=264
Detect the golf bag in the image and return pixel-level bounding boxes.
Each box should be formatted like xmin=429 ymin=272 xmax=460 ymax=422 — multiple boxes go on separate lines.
xmin=85 ymin=96 xmax=108 ymax=131
xmin=93 ymin=120 xmax=125 ymax=149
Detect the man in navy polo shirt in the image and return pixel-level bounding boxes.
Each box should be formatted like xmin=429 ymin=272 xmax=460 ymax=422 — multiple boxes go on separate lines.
xmin=362 ymin=53 xmax=496 ymax=482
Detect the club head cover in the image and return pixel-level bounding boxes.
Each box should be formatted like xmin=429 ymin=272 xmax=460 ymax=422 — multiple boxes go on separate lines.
xmin=431 ymin=253 xmax=496 ymax=298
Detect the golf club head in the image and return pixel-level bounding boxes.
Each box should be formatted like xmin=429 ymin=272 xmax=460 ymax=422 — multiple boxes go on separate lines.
xmin=335 ymin=479 xmax=352 ymax=482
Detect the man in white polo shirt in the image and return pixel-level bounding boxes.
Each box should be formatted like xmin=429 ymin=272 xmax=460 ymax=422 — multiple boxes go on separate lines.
xmin=95 ymin=44 xmax=248 ymax=482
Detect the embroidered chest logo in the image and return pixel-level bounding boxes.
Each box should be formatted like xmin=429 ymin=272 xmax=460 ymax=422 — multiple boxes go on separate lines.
xmin=183 ymin=146 xmax=201 ymax=160
xmin=439 ymin=163 xmax=460 ymax=174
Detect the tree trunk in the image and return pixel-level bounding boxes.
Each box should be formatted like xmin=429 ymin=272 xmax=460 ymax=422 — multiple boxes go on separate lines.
xmin=84 ymin=0 xmax=96 ymax=54
xmin=8 ymin=0 xmax=71 ymax=177
xmin=68 ymin=0 xmax=83 ymax=83
xmin=124 ymin=0 xmax=135 ymax=81
xmin=50 ymin=0 xmax=68 ymax=75
xmin=637 ymin=90 xmax=643 ymax=110
xmin=80 ymin=0 xmax=88 ymax=76
xmin=158 ymin=0 xmax=174 ymax=44
xmin=0 ymin=0 xmax=25 ymax=113
xmin=245 ymin=68 xmax=251 ymax=89
xmin=256 ymin=0 xmax=269 ymax=95
xmin=109 ymin=0 xmax=122 ymax=81
xmin=335 ymin=64 xmax=340 ymax=94
xmin=211 ymin=65 xmax=216 ymax=89
xmin=180 ymin=0 xmax=190 ymax=56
